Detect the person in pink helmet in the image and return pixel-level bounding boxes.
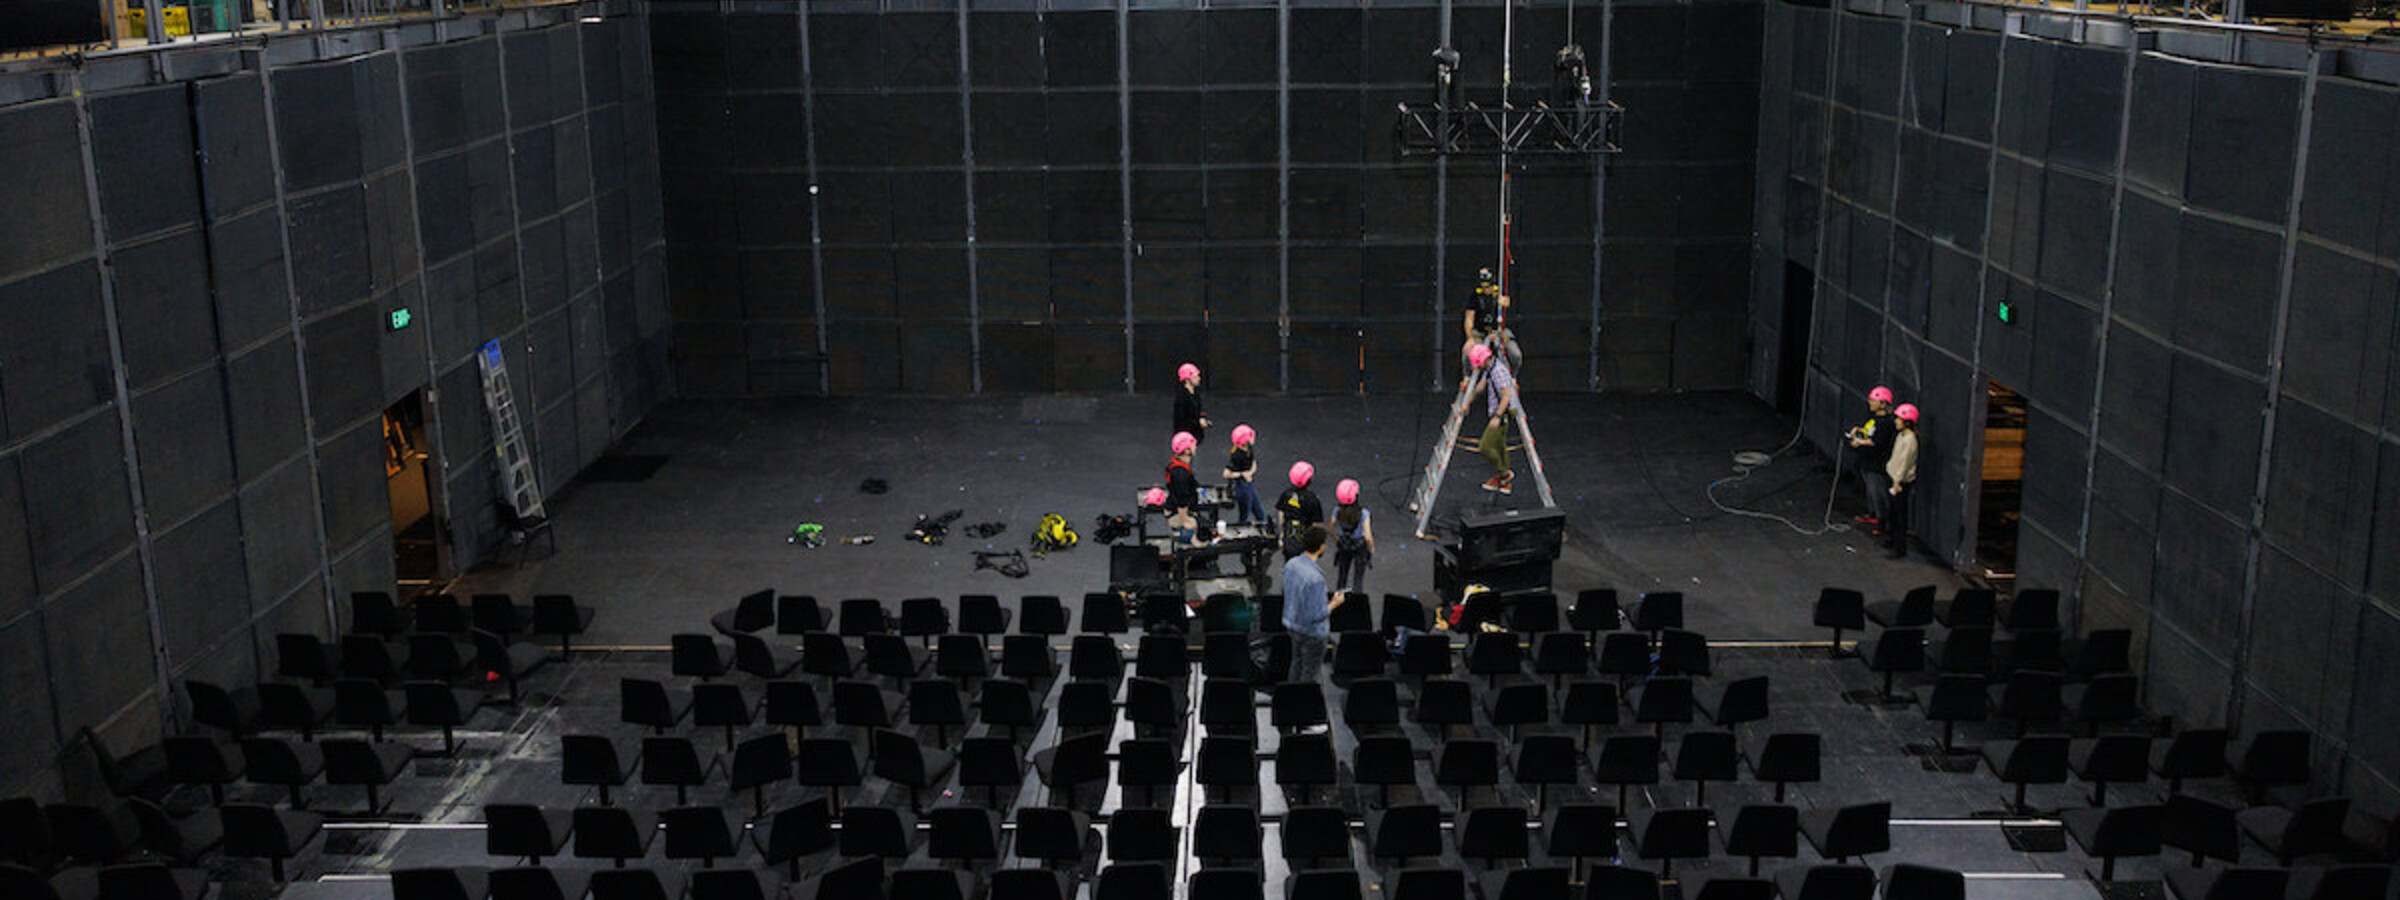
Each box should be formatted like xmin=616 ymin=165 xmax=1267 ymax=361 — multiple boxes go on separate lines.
xmin=1468 ymin=343 xmax=1520 ymax=495
xmin=1173 ymin=362 xmax=1210 ymax=448
xmin=1846 ymin=385 xmax=1899 ymax=529
xmin=1221 ymin=424 xmax=1267 ymax=526
xmin=1165 ymin=431 xmax=1202 ymax=545
xmin=1276 ymin=460 xmax=1326 ymax=559
xmin=1330 ymin=478 xmax=1375 ymax=594
xmin=1883 ymin=403 xmax=1921 ymax=559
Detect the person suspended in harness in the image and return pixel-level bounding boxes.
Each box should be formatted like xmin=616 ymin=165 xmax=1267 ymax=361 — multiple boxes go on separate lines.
xmin=1469 ymin=342 xmax=1521 ymax=495
xmin=1461 ymin=266 xmax=1523 ymax=374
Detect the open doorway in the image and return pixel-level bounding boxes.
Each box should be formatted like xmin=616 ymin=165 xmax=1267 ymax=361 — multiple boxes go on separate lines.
xmin=1976 ymin=379 xmax=2026 ymax=582
xmin=385 ymin=392 xmax=442 ymax=586
xmin=1777 ymin=261 xmax=1816 ymax=416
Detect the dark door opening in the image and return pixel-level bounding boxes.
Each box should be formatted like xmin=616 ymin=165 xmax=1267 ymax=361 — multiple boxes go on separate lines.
xmin=1977 ymin=379 xmax=2026 ymax=582
xmin=1777 ymin=261 xmax=1816 ymax=416
xmin=385 ymin=392 xmax=441 ymax=586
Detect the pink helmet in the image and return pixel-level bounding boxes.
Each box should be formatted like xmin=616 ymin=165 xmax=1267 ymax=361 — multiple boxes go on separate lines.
xmin=1468 ymin=343 xmax=1493 ymax=369
xmin=1289 ymin=460 xmax=1315 ymax=488
xmin=1142 ymin=487 xmax=1167 ymax=507
xmin=1230 ymin=424 xmax=1256 ymax=447
xmin=1869 ymin=385 xmax=1894 ymax=404
xmin=1335 ymin=479 xmax=1361 ymax=505
xmin=1171 ymin=432 xmax=1197 ymax=455
xmin=1895 ymin=403 xmax=1920 ymax=423
xmin=1177 ymin=362 xmax=1201 ymax=383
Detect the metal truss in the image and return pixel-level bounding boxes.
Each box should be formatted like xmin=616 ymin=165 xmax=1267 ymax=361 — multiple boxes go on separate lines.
xmin=1394 ymin=100 xmax=1625 ymax=158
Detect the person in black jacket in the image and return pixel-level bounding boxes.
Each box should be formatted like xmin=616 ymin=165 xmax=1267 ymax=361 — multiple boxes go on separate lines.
xmin=1166 ymin=432 xmax=1201 ymax=545
xmin=1277 ymin=460 xmax=1325 ymax=560
xmin=1173 ymin=362 xmax=1209 ymax=447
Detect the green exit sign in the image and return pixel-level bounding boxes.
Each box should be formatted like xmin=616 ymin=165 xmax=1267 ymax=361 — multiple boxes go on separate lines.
xmin=388 ymin=307 xmax=413 ymax=331
xmin=1994 ymin=299 xmax=2016 ymax=325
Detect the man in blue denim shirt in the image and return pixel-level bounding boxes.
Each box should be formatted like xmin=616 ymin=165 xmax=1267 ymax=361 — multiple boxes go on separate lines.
xmin=1282 ymin=524 xmax=1347 ymax=683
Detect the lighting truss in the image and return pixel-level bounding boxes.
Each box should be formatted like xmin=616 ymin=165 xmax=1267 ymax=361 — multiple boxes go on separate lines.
xmin=1394 ymin=100 xmax=1624 ymax=158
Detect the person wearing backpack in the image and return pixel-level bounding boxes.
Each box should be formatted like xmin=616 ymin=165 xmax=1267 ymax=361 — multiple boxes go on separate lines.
xmin=1276 ymin=460 xmax=1325 ymax=560
xmin=1330 ymin=478 xmax=1374 ymax=595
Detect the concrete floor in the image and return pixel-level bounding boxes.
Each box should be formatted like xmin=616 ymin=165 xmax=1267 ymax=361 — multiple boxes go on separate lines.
xmin=220 ymin=393 xmax=2331 ymax=898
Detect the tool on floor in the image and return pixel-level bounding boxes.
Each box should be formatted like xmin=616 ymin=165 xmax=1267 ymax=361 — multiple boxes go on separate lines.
xmin=973 ymin=549 xmax=1030 ymax=578
xmin=789 ymin=523 xmax=826 ymax=548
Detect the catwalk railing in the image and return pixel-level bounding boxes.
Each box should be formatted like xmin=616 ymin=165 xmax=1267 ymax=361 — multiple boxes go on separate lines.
xmin=1 ymin=0 xmax=590 ymax=62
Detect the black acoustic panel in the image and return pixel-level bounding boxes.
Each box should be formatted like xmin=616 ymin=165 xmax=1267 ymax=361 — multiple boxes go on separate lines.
xmin=1885 ymin=228 xmax=1929 ymax=336
xmin=1200 ymin=8 xmax=1275 ymax=86
xmin=1043 ymin=12 xmax=1118 ymax=88
xmin=1048 ymin=92 xmax=1122 ymax=167
xmin=1288 ymin=247 xmax=1363 ymax=320
xmin=1781 ymin=177 xmax=1821 ymax=252
xmin=424 ymin=257 xmax=481 ymax=365
xmin=1131 ymin=247 xmax=1204 ymax=321
xmin=563 ymin=202 xmax=600 ymax=300
xmin=1289 ymin=169 xmax=1363 ymax=241
xmin=1128 ymin=9 xmax=1202 ymax=86
xmin=979 ymin=323 xmax=1054 ymax=392
xmin=970 ymin=12 xmax=1043 ymax=90
xmin=649 ymin=11 xmax=728 ymax=95
xmin=363 ymin=172 xmax=420 ymax=296
xmin=527 ymin=308 xmax=574 ymax=410
xmin=1203 ymin=91 xmax=1278 ymax=165
xmin=1287 ymin=323 xmax=1359 ymax=393
xmin=1682 ymin=83 xmax=1761 ymax=161
xmin=2299 ymin=81 xmax=2399 ymax=254
xmin=405 ymin=40 xmax=505 ymax=156
xmin=285 ymin=187 xmax=372 ymax=316
xmin=1905 ymin=24 xmax=1947 ymax=131
xmin=2162 ymin=351 xmax=2266 ymax=519
xmin=238 ymin=451 xmax=322 ymax=605
xmin=0 ymin=455 xmax=29 ymax=619
xmin=2262 ymin=399 xmax=2377 ymax=591
xmin=0 ymin=102 xmax=94 ymax=277
xmin=1290 ymin=8 xmax=1363 ymax=85
xmin=899 ymin=323 xmax=973 ymax=394
xmin=580 ymin=21 xmax=625 ymax=106
xmin=973 ymin=170 xmax=1049 ymax=244
xmin=1600 ymin=315 xmax=1672 ymax=392
xmin=894 ymin=247 xmax=969 ymax=320
xmin=42 ymin=558 xmax=148 ymax=743
xmin=2045 ymin=45 xmax=2124 ymax=177
xmin=1209 ymin=322 xmax=1280 ymax=394
xmin=807 ymin=13 xmax=882 ymax=91
xmin=819 ymin=247 xmax=895 ymax=319
xmin=1685 ymin=3 xmax=1762 ymax=85
xmin=2186 ymin=66 xmax=2303 ymax=224
xmin=1922 ymin=242 xmax=1979 ymax=358
xmin=302 ymin=305 xmax=385 ymax=432
xmin=1205 ymin=246 xmax=1279 ymax=320
xmin=739 ymin=247 xmax=814 ymax=321
xmin=1362 ymin=320 xmax=1435 ymax=394
xmin=1131 ymin=169 xmax=1204 ymax=241
xmin=970 ymin=93 xmax=1044 ymax=167
xmin=1444 ymin=161 xmax=1504 ymax=240
xmin=1050 ymin=247 xmax=1121 ymax=321
xmin=2036 ymin=169 xmax=2111 ymax=303
xmin=551 ymin=116 xmax=595 ymax=213
xmin=2097 ymin=323 xmax=2171 ymax=472
xmin=1842 ymin=210 xmax=1889 ymax=305
xmin=272 ymin=61 xmax=365 ymax=193
xmin=1836 ymin=16 xmax=1904 ymax=116
xmin=1052 ymin=322 xmax=1127 ymax=393
xmin=1994 ymin=39 xmax=2053 ymax=159
xmin=2348 ymin=605 xmax=2400 ymax=785
xmin=1507 ymin=169 xmax=1592 ymax=240
xmin=108 ymin=230 xmax=218 ymax=390
xmin=1612 ymin=84 xmax=1685 ymax=166
xmin=21 ymin=411 xmax=133 ymax=593
xmin=810 ymin=94 xmax=891 ymax=168
xmin=0 ymin=261 xmax=111 ymax=442
xmin=2282 ymin=243 xmax=2395 ymax=423
xmin=882 ymin=94 xmax=963 ymax=168
xmin=807 ymin=171 xmax=888 ymax=245
xmin=132 ymin=367 xmax=236 ymax=530
xmin=881 ymin=13 xmax=959 ymax=88
xmin=503 ymin=31 xmax=562 ymax=126
xmin=1674 ymin=311 xmax=1749 ymax=389
xmin=1980 ymin=270 xmax=2033 ymax=390
xmin=665 ymin=242 xmax=734 ymax=322
xmin=2084 ymin=448 xmax=2159 ymax=601
xmin=742 ymin=321 xmax=814 ymax=373
xmin=2123 ymin=56 xmax=2192 ymax=199
xmin=1361 ymin=245 xmax=1436 ymax=316
xmin=2149 ymin=490 xmax=2248 ymax=653
xmin=1602 ymin=243 xmax=1673 ymax=319
xmin=1942 ymin=32 xmax=1999 ymax=144
xmin=1441 ymin=6 xmax=1506 ymax=93
xmin=314 ymin=418 xmax=385 ymax=555
xmin=192 ymin=76 xmax=274 ymax=223
xmin=1047 ymin=170 xmax=1122 ymax=244
xmin=1839 ymin=295 xmax=1883 ymax=394
xmin=2029 ymin=290 xmax=2098 ymax=425
xmin=2103 ymin=193 xmax=2174 ymax=339
xmin=2376 ymin=440 xmax=2400 ymax=601
xmin=1612 ymin=6 xmax=1688 ymax=83
xmin=1680 ymin=164 xmax=1757 ymax=240
xmin=2143 ymin=622 xmax=2232 ymax=728
xmin=659 ymin=94 xmax=732 ymax=170
xmin=976 ymin=247 xmax=1047 ymax=321
xmin=1362 ymin=6 xmax=1439 ymax=85
xmin=533 ymin=399 xmax=578 ymax=501
xmin=890 ymin=171 xmax=966 ymax=243
xmin=0 ymin=620 xmax=53 ymax=793
xmin=1988 ymin=155 xmax=2042 ymax=279
xmin=225 ymin=339 xmax=308 ymax=483
xmin=1287 ymin=89 xmax=1364 ymax=166
xmin=1926 ymin=135 xmax=1988 ymax=252
xmin=1787 ymin=98 xmax=1825 ymax=187
xmin=1130 ymin=322 xmax=1207 ymax=394
xmin=412 ymin=150 xmax=477 ymax=264
xmin=1360 ymin=166 xmax=1437 ymax=243
xmin=1789 ymin=8 xmax=1829 ymax=96
xmin=1519 ymin=243 xmax=1596 ymax=315
xmin=2246 ymin=548 xmax=2354 ymax=727
xmin=89 ymin=86 xmax=203 ymax=244
xmin=514 ymin=125 xmax=562 ymax=219
xmin=2172 ymin=215 xmax=2279 ymax=376
xmin=663 ymin=169 xmax=735 ymax=249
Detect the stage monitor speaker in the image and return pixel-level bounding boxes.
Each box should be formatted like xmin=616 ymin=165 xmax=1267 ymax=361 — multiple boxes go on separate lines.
xmin=1434 ymin=546 xmax=1552 ymax=605
xmin=2243 ymin=0 xmax=2353 ymax=18
xmin=1455 ymin=507 xmax=1566 ymax=570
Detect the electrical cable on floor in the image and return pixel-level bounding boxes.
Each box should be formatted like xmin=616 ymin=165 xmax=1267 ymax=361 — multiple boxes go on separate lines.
xmin=1695 ymin=329 xmax=1858 ymax=536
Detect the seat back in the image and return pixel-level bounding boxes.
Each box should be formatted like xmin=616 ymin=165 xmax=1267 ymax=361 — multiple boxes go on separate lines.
xmin=1788 ymin=865 xmax=1877 ymax=900
xmin=276 ymin=633 xmax=337 ymax=682
xmin=1343 ymin=678 xmax=1400 ymax=726
xmin=1458 ymin=806 xmax=1529 ymax=860
xmin=100 ymin=862 xmax=198 ymax=900
xmin=2070 ymin=628 xmax=2134 ymax=677
xmin=901 ymin=597 xmax=951 ymax=637
xmin=758 ymin=799 xmax=836 ymax=865
xmin=1569 ymin=588 xmax=1621 ymax=631
xmin=1279 ymin=806 xmax=1349 ymax=860
xmin=794 ymin=738 xmax=865 ymax=787
xmin=531 ymin=594 xmax=589 ymax=635
xmin=838 ymin=598 xmax=890 ymax=635
xmin=390 ymin=867 xmax=482 ymax=900
xmin=333 ymin=679 xmax=398 ymax=724
xmin=415 ymin=595 xmax=468 ymax=633
xmin=1369 ymin=804 xmax=1443 ymax=859
xmin=2004 ymin=589 xmax=2060 ymax=631
xmin=1508 ymin=592 xmax=1561 ymax=633
xmin=560 ymin=735 xmax=628 ymax=786
xmin=2155 ymin=728 xmax=2228 ymax=778
xmin=2236 ymin=730 xmax=2313 ymax=784
xmin=958 ymin=595 xmax=1008 ymax=635
xmin=773 ymin=595 xmax=823 ymax=634
xmin=669 ymin=634 xmax=728 ymax=677
xmin=219 ymin=804 xmax=297 ymax=855
xmin=1389 ymin=867 xmax=1468 ymax=900
xmin=1465 ymin=632 xmax=1523 ymax=675
xmin=1079 ymin=592 xmax=1129 ymax=634
xmin=1352 ymin=736 xmax=1417 ymax=786
xmin=1105 ymin=811 xmax=1175 ymax=863
xmin=403 ymin=681 xmax=468 ymax=724
xmin=1560 ymin=680 xmax=1620 ymax=726
xmin=640 ymin=737 xmax=709 ymax=787
xmin=1191 ymin=805 xmax=1261 ymax=860
xmin=1941 ymin=588 xmax=1995 ymax=627
xmin=728 ymin=734 xmax=793 ymax=791
xmin=1813 ymin=588 xmax=1866 ymax=630
xmin=723 ymin=590 xmax=775 ymax=633
xmin=472 ymin=594 xmax=526 ymax=635
xmin=1095 ymin=861 xmax=1171 ymax=899
xmin=1866 ymin=629 xmax=1925 ymax=672
xmin=1708 ymin=675 xmax=1770 ymax=725
xmin=660 ymin=806 xmax=739 ymax=861
xmin=1753 ymin=732 xmax=1823 ymax=783
xmin=837 ymin=806 xmax=914 ymax=858
xmin=1433 ymin=739 xmax=1499 ymax=788
xmin=1020 ymin=595 xmax=1070 ymax=635
xmin=2160 ymin=794 xmax=2240 ymax=863
xmin=2086 ymin=804 xmax=2164 ymax=856
xmin=619 ymin=678 xmax=680 ymax=730
xmin=485 ymin=803 xmax=567 ymax=857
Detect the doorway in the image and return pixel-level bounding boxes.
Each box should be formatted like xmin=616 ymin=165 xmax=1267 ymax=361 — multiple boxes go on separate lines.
xmin=1976 ymin=379 xmax=2026 ymax=582
xmin=385 ymin=391 xmax=441 ymax=586
xmin=1777 ymin=261 xmax=1816 ymax=416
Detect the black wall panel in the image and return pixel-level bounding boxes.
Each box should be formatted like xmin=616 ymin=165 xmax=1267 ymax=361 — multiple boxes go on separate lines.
xmin=2171 ymin=215 xmax=2280 ymax=376
xmin=0 ymin=102 xmax=95 ymax=278
xmin=149 ymin=501 xmax=250 ymax=669
xmin=2097 ymin=324 xmax=2172 ymax=473
xmin=132 ymin=369 xmax=236 ymax=530
xmin=110 ymin=232 xmax=220 ymax=390
xmin=2297 ymin=80 xmax=2398 ymax=252
xmin=195 ymin=76 xmax=274 ymax=221
xmin=0 ymin=456 xmax=31 ymax=620
xmin=2281 ymin=243 xmax=2395 ymax=424
xmin=2036 ymin=170 xmax=2110 ymax=303
xmin=286 ymin=188 xmax=374 ymax=316
xmin=21 ymin=414 xmax=133 ymax=593
xmin=2044 ymin=45 xmax=2122 ymax=178
xmin=2162 ymin=351 xmax=2265 ymax=521
xmin=0 ymin=262 xmax=113 ymax=440
xmin=89 ymin=87 xmax=203 ymax=244
xmin=43 ymin=559 xmax=149 ymax=740
xmin=2150 ymin=491 xmax=2249 ymax=654
xmin=2185 ymin=66 xmax=2302 ymax=225
xmin=2123 ymin=55 xmax=2191 ymax=199
xmin=1131 ymin=249 xmax=1204 ymax=321
xmin=2262 ymin=399 xmax=2377 ymax=591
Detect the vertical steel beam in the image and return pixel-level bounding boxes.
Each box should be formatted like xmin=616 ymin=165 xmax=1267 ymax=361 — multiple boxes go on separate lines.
xmin=1279 ymin=0 xmax=1293 ymax=393
xmin=1588 ymin=0 xmax=1614 ymax=389
xmin=799 ymin=4 xmax=830 ymax=395
xmin=1118 ymin=0 xmax=1136 ymax=394
xmin=958 ymin=1 xmax=983 ymax=394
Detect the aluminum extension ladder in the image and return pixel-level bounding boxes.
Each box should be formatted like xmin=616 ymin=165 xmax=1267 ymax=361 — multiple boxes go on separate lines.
xmin=477 ymin=340 xmax=546 ymax=521
xmin=1406 ymin=349 xmax=1556 ymax=539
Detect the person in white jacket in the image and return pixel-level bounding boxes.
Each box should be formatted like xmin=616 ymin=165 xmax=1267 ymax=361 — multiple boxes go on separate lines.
xmin=1884 ymin=404 xmax=1920 ymax=559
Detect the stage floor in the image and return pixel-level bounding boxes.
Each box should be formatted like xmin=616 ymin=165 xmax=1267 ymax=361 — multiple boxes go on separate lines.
xmin=454 ymin=390 xmax=1968 ymax=646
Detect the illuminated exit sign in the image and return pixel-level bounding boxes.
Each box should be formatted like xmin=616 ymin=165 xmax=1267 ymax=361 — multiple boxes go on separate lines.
xmin=388 ymin=307 xmax=414 ymax=332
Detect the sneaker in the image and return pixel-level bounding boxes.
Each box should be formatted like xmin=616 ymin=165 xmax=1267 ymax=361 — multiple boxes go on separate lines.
xmin=1497 ymin=475 xmax=1514 ymax=496
xmin=1852 ymin=514 xmax=1880 ymax=525
xmin=1481 ymin=477 xmax=1504 ymax=493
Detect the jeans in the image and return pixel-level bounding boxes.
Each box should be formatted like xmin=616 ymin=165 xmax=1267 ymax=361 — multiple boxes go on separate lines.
xmin=1289 ymin=632 xmax=1326 ymax=683
xmin=1334 ymin=550 xmax=1370 ymax=594
xmin=1231 ymin=480 xmax=1266 ymax=524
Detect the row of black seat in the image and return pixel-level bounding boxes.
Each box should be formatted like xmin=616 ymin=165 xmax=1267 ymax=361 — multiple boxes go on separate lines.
xmin=354 ymin=591 xmax=595 ymax=653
